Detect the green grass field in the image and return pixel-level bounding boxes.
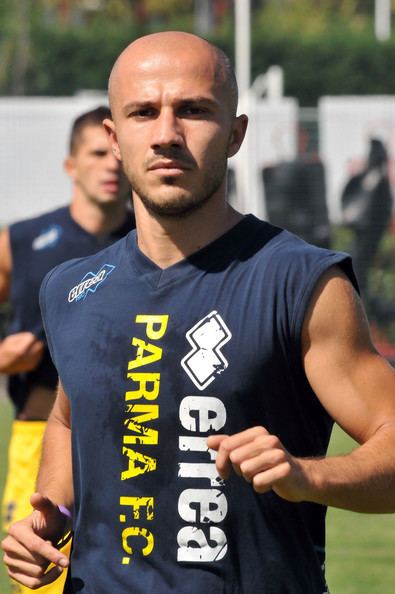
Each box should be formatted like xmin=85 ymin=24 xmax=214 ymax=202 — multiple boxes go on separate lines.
xmin=0 ymin=397 xmax=394 ymax=593
xmin=0 ymin=396 xmax=13 ymax=594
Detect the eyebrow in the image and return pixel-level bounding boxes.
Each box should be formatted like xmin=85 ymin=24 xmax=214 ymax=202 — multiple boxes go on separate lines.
xmin=122 ymin=96 xmax=220 ymax=114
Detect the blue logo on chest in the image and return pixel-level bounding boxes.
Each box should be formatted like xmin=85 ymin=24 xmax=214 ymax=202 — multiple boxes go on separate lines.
xmin=32 ymin=225 xmax=63 ymax=250
xmin=68 ymin=264 xmax=115 ymax=303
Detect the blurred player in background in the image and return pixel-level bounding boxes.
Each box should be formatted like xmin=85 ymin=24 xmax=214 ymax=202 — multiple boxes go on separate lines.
xmin=0 ymin=105 xmax=135 ymax=593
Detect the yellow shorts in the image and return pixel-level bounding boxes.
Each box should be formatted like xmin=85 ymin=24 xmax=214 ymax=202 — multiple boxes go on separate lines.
xmin=2 ymin=420 xmax=71 ymax=594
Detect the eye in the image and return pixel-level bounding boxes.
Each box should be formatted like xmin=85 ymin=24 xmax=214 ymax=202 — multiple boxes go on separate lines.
xmin=181 ymin=105 xmax=209 ymax=117
xmin=129 ymin=107 xmax=157 ymax=119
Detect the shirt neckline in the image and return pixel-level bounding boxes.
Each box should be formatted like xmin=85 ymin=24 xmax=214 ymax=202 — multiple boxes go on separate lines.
xmin=127 ymin=214 xmax=259 ymax=290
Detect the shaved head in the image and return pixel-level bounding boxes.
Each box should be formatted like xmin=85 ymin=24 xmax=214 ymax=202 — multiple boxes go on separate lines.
xmin=108 ymin=31 xmax=238 ymax=118
xmin=103 ymin=30 xmax=247 ymax=221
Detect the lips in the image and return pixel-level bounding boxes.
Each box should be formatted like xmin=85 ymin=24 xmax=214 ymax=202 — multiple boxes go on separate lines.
xmin=102 ymin=180 xmax=120 ymax=192
xmin=149 ymin=160 xmax=190 ymax=172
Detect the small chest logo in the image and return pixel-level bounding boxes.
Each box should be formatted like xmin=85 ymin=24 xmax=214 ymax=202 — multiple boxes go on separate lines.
xmin=32 ymin=225 xmax=63 ymax=251
xmin=68 ymin=264 xmax=115 ymax=303
xmin=181 ymin=311 xmax=232 ymax=390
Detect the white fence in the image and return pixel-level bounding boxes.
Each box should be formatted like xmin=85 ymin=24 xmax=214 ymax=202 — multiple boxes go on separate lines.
xmin=1 ymin=95 xmax=395 ymax=226
xmin=0 ymin=94 xmax=108 ymax=226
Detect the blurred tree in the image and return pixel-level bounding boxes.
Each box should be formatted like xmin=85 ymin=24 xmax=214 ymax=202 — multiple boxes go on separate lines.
xmin=2 ymin=0 xmax=395 ymax=98
xmin=254 ymin=0 xmax=374 ymax=35
xmin=144 ymin=0 xmax=193 ymax=18
xmin=0 ymin=0 xmax=33 ymax=95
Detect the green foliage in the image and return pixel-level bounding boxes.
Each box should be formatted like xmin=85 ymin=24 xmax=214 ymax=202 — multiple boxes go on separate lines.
xmin=326 ymin=424 xmax=395 ymax=594
xmin=250 ymin=26 xmax=395 ymax=105
xmin=2 ymin=1 xmax=395 ymax=102
xmin=0 ymin=397 xmax=12 ymax=594
xmin=25 ymin=24 xmax=139 ymax=95
xmin=144 ymin=0 xmax=193 ymax=19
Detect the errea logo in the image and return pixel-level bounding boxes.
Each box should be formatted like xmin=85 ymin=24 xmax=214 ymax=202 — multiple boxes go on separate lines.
xmin=181 ymin=311 xmax=232 ymax=390
xmin=68 ymin=264 xmax=115 ymax=303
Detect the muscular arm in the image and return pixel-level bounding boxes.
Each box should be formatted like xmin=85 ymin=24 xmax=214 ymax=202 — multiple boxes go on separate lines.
xmin=299 ymin=266 xmax=395 ymax=512
xmin=0 ymin=228 xmax=45 ymax=374
xmin=208 ymin=266 xmax=395 ymax=513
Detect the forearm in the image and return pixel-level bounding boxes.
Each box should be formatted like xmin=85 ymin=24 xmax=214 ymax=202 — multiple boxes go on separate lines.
xmin=0 ymin=333 xmax=44 ymax=374
xmin=300 ymin=423 xmax=395 ymax=513
xmin=36 ymin=410 xmax=74 ymax=510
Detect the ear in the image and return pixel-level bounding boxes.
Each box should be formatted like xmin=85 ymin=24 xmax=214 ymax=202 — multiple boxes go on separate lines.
xmin=227 ymin=114 xmax=248 ymax=158
xmin=63 ymin=156 xmax=76 ymax=180
xmin=103 ymin=118 xmax=122 ymax=161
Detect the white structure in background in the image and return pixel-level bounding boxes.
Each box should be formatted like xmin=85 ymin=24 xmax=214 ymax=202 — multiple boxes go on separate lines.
xmin=230 ymin=63 xmax=298 ymax=219
xmin=230 ymin=92 xmax=298 ymax=219
xmin=375 ymin=0 xmax=391 ymax=41
xmin=1 ymin=93 xmax=298 ymax=226
xmin=0 ymin=93 xmax=107 ymax=226
xmin=319 ymin=96 xmax=395 ymax=223
xmin=232 ymin=0 xmax=298 ymax=219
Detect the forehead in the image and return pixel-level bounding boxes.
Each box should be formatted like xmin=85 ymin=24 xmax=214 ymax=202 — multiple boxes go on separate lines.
xmin=112 ymin=46 xmax=224 ymax=107
xmin=76 ymin=125 xmax=110 ymax=150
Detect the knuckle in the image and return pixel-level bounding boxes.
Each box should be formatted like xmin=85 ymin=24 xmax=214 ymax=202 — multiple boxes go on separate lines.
xmin=280 ymin=461 xmax=292 ymax=477
xmin=251 ymin=426 xmax=266 ymax=438
xmin=252 ymin=474 xmax=269 ymax=493
xmin=272 ymin=449 xmax=286 ymax=466
xmin=229 ymin=450 xmax=238 ymax=464
xmin=265 ymin=435 xmax=279 ymax=449
xmin=7 ymin=524 xmax=17 ymax=537
xmin=240 ymin=462 xmax=253 ymax=480
xmin=219 ymin=440 xmax=231 ymax=454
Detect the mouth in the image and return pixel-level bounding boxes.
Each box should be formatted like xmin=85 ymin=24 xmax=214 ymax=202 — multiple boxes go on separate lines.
xmin=102 ymin=181 xmax=120 ymax=193
xmin=148 ymin=160 xmax=190 ymax=176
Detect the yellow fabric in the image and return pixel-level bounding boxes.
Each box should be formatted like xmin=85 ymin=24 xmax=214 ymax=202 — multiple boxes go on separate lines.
xmin=2 ymin=420 xmax=70 ymax=594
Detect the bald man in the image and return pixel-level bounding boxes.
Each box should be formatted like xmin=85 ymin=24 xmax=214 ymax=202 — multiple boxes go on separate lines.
xmin=3 ymin=32 xmax=395 ymax=594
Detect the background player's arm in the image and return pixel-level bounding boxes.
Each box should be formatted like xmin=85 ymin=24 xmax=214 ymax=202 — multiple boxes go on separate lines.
xmin=0 ymin=228 xmax=45 ymax=374
xmin=0 ymin=228 xmax=11 ymax=303
xmin=209 ymin=266 xmax=395 ymax=513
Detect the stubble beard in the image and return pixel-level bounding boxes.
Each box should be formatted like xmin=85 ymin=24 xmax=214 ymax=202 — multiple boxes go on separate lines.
xmin=127 ymin=161 xmax=228 ymax=219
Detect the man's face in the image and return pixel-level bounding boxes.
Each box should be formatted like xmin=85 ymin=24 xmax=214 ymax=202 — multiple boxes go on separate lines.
xmin=106 ymin=40 xmax=244 ymax=217
xmin=65 ymin=125 xmax=130 ymax=205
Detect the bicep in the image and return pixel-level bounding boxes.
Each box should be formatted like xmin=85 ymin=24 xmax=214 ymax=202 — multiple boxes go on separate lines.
xmin=302 ymin=266 xmax=395 ymax=444
xmin=0 ymin=228 xmax=12 ymax=303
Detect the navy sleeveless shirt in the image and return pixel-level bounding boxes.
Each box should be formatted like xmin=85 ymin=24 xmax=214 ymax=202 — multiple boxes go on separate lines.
xmin=8 ymin=206 xmax=135 ymax=413
xmin=40 ymin=215 xmax=357 ymax=594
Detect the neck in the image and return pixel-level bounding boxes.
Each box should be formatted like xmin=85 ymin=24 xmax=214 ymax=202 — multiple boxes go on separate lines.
xmin=69 ymin=192 xmax=128 ymax=236
xmin=133 ymin=193 xmax=243 ymax=269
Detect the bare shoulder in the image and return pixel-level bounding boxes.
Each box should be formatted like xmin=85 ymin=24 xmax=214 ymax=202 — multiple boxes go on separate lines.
xmin=302 ymin=265 xmax=372 ymax=355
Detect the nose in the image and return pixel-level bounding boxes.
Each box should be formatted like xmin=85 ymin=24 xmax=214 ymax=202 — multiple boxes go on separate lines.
xmin=151 ymin=108 xmax=184 ymax=150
